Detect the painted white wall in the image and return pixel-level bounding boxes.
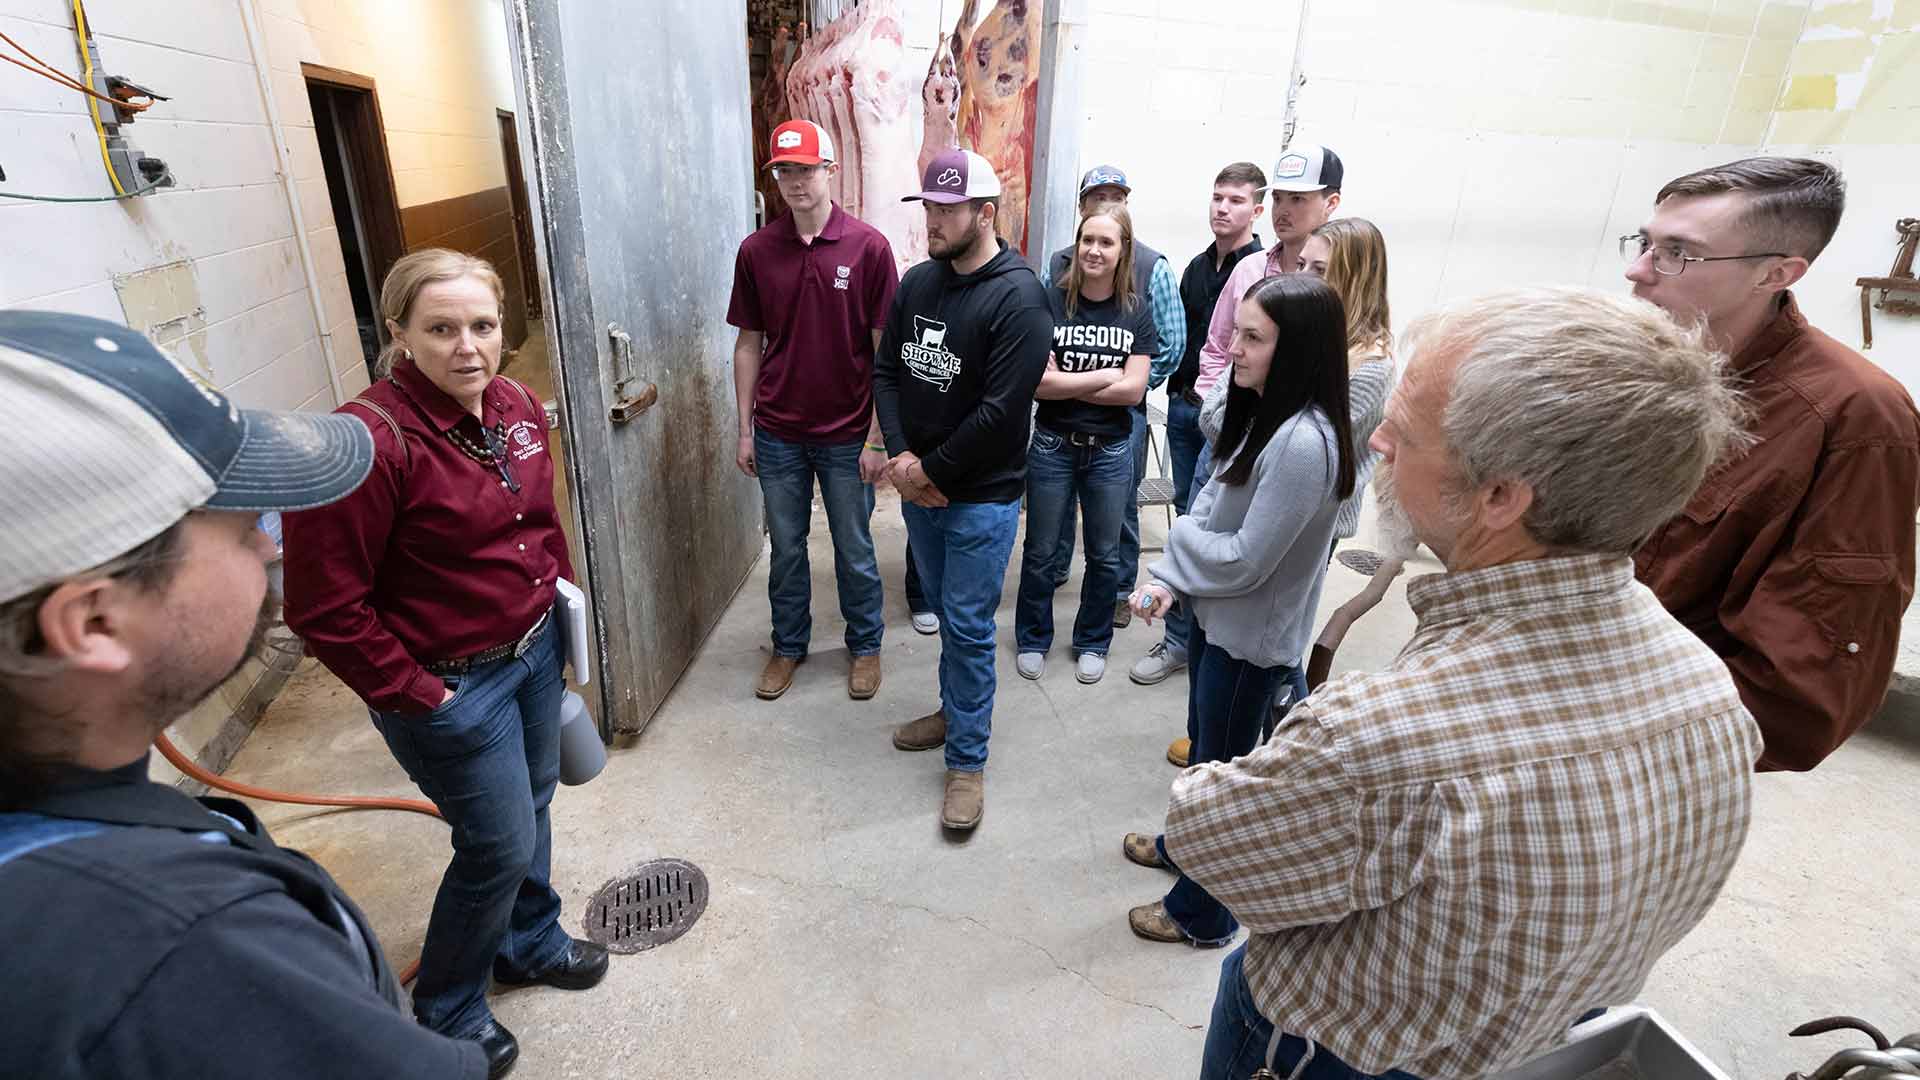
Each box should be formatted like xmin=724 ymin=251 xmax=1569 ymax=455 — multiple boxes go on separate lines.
xmin=1058 ymin=0 xmax=1918 ymax=403
xmin=0 ymin=0 xmax=331 ymax=409
xmin=259 ymin=0 xmax=519 ymax=400
xmin=1765 ymin=2 xmax=1920 ymax=391
xmin=1077 ymin=0 xmax=1792 ymax=334
xmin=0 ymin=0 xmax=521 ymax=416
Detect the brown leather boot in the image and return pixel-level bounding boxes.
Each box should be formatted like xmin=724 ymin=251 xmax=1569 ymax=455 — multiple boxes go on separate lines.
xmin=942 ymin=769 xmax=984 ymax=830
xmin=1122 ymin=832 xmax=1168 ymax=869
xmin=1129 ymin=900 xmax=1206 ymax=945
xmin=892 ymin=708 xmax=946 ymax=751
xmin=848 ymin=654 xmax=881 ymax=700
xmin=1167 ymin=737 xmax=1191 ymax=767
xmin=755 ymin=655 xmax=802 ymax=700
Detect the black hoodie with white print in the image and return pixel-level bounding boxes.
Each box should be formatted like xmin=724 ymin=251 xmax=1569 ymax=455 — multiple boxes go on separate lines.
xmin=874 ymin=238 xmax=1052 ymax=504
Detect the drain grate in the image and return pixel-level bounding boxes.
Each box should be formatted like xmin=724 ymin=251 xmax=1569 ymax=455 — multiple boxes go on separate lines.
xmin=1335 ymin=548 xmax=1383 ymax=576
xmin=583 ymin=858 xmax=708 ymax=953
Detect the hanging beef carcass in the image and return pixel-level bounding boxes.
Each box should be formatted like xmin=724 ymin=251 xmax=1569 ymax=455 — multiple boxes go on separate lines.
xmin=822 ymin=8 xmax=866 ymax=215
xmin=754 ymin=23 xmax=796 ymax=218
xmin=918 ymin=29 xmax=960 ymax=182
xmin=847 ymin=0 xmax=927 ymax=270
xmin=953 ymin=0 xmax=1040 ymax=253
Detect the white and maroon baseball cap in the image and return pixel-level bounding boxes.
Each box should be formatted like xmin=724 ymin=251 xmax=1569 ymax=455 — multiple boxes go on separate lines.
xmin=767 ymin=119 xmax=835 ymax=167
xmin=1270 ymin=144 xmax=1345 ymax=193
xmin=0 ymin=311 xmax=374 ymax=602
xmin=904 ymin=148 xmax=1002 ymax=204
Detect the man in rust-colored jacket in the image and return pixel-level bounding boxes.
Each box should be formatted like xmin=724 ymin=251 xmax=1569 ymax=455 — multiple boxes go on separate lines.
xmin=1627 ymin=156 xmax=1920 ymax=771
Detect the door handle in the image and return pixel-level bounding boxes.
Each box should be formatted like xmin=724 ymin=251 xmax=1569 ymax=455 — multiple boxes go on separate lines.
xmin=606 ymin=322 xmax=657 ymax=424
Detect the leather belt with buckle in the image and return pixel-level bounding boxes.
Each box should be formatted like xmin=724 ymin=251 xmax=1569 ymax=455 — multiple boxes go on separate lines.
xmin=424 ymin=609 xmax=551 ymax=676
xmin=1046 ymin=426 xmax=1116 ymax=448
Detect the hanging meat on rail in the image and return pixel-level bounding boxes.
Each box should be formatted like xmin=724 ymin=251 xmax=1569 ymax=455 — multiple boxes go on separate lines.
xmin=847 ymin=1 xmax=927 ymax=270
xmin=753 ymin=22 xmax=796 ymax=218
xmin=769 ymin=1 xmax=929 ymax=269
xmin=951 ymin=0 xmax=1040 ymax=253
xmin=918 ymin=28 xmax=961 ymax=182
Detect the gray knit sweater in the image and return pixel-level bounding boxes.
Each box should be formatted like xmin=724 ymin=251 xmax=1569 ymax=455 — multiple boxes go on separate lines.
xmin=1151 ymin=404 xmax=1341 ymax=669
xmin=1337 ymin=351 xmax=1395 ymax=539
xmin=1197 ymin=348 xmax=1393 ymax=539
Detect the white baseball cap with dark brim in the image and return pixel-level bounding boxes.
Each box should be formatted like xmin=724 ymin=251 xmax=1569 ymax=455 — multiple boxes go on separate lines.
xmin=0 ymin=310 xmax=375 ymax=601
xmin=1269 ymin=144 xmax=1344 ymax=193
xmin=905 ymin=148 xmax=1001 ymax=204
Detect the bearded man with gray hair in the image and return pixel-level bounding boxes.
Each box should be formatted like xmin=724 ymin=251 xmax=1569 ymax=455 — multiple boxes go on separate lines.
xmin=1165 ymin=288 xmax=1763 ymax=1080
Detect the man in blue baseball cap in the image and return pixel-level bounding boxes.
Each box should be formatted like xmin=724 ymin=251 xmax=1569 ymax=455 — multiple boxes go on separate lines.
xmin=1039 ymin=165 xmax=1186 ymax=628
xmin=0 ymin=311 xmax=489 ymax=1077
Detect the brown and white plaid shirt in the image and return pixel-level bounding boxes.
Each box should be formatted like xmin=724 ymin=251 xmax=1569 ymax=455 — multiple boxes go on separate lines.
xmin=1165 ymin=555 xmax=1762 ymax=1078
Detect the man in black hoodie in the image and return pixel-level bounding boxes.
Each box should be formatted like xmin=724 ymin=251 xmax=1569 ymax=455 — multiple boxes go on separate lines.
xmin=874 ymin=148 xmax=1052 ymax=832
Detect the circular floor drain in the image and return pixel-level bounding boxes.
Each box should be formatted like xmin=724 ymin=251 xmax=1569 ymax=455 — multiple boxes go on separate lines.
xmin=583 ymin=858 xmax=708 ymax=953
xmin=1335 ymin=549 xmax=1383 ymax=576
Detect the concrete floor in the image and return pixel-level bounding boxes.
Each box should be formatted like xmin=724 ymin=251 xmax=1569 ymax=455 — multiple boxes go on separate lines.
xmin=227 ymin=494 xmax=1918 ymax=1079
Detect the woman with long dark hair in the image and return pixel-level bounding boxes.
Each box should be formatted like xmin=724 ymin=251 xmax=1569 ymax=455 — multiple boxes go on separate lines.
xmin=1119 ymin=272 xmax=1354 ymax=947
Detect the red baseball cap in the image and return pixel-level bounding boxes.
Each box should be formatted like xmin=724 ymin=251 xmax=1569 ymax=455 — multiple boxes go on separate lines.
xmin=767 ymin=119 xmax=835 ymax=167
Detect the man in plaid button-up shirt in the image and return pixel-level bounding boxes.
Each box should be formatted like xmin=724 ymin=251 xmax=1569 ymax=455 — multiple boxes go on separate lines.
xmin=1165 ymin=287 xmax=1764 ymax=1079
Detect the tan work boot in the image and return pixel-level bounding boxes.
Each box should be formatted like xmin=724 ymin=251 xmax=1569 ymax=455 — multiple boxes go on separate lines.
xmin=942 ymin=769 xmax=984 ymax=830
xmin=892 ymin=708 xmax=946 ymax=751
xmin=1122 ymin=832 xmax=1168 ymax=869
xmin=755 ymin=655 xmax=802 ymax=700
xmin=1167 ymin=737 xmax=1191 ymax=767
xmin=1129 ymin=900 xmax=1201 ymax=945
xmin=848 ymin=654 xmax=882 ymax=700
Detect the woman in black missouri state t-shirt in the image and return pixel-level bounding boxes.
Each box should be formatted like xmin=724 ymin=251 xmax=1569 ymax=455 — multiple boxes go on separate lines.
xmin=1012 ymin=204 xmax=1159 ymax=684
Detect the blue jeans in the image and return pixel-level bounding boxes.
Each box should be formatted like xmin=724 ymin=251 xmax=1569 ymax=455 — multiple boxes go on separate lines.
xmin=371 ymin=615 xmax=572 ymax=1038
xmin=1051 ymin=406 xmax=1148 ymax=597
xmin=904 ymin=539 xmax=931 ymax=615
xmin=755 ymin=428 xmax=884 ymax=658
xmin=1014 ymin=429 xmax=1133 ymax=655
xmin=902 ymin=499 xmax=1021 ymax=772
xmin=1161 ymin=394 xmax=1207 ymax=658
xmin=1200 ymin=945 xmax=1425 ymax=1080
xmin=1160 ymin=620 xmax=1299 ymax=945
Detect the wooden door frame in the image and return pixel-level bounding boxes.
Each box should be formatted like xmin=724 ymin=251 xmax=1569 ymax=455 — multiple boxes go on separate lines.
xmin=496 ymin=109 xmax=543 ymax=319
xmin=301 ymin=63 xmax=407 ymax=289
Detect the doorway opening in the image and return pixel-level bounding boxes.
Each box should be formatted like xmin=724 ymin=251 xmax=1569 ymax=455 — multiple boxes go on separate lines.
xmin=303 ymin=64 xmax=405 ymax=380
xmin=497 ymin=110 xmax=542 ymax=322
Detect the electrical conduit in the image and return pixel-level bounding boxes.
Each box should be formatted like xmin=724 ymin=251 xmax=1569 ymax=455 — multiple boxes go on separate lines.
xmin=237 ymin=0 xmax=349 ymax=409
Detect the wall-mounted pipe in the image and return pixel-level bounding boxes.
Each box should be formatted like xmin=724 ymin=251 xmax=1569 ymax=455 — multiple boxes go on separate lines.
xmin=1281 ymin=0 xmax=1313 ymax=150
xmin=237 ymin=0 xmax=347 ymax=409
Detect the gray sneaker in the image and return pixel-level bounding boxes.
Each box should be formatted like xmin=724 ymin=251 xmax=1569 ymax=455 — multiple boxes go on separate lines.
xmin=1016 ymin=651 xmax=1045 ymax=680
xmin=1076 ymin=651 xmax=1106 ymax=684
xmin=1128 ymin=641 xmax=1187 ymax=685
xmin=911 ymin=611 xmax=939 ymax=635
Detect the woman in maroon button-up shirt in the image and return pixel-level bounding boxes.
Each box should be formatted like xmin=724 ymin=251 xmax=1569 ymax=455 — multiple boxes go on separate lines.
xmin=283 ymin=249 xmax=603 ymax=1052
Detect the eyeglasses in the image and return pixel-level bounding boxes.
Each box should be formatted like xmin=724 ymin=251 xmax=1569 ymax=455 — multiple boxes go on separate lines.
xmin=770 ymin=164 xmax=825 ymax=181
xmin=1618 ymin=234 xmax=1789 ymax=277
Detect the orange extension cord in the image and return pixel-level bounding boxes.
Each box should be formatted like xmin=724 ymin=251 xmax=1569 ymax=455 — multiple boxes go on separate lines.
xmin=153 ymin=731 xmax=437 ymax=985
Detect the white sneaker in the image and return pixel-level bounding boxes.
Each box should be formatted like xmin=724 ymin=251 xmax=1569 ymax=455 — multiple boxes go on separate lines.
xmin=1016 ymin=651 xmax=1045 ymax=680
xmin=1128 ymin=641 xmax=1188 ymax=685
xmin=911 ymin=611 xmax=939 ymax=635
xmin=1076 ymin=651 xmax=1106 ymax=684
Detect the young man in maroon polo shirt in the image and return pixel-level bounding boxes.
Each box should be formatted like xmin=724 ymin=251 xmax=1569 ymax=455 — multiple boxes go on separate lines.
xmin=728 ymin=119 xmax=900 ymax=702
